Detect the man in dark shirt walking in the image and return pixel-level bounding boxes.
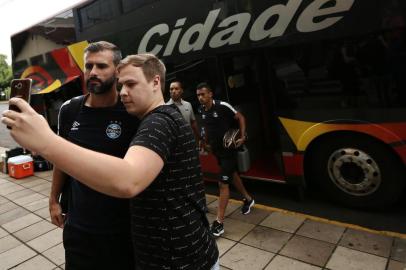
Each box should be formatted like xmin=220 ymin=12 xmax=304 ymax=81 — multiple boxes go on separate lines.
xmin=196 ymin=83 xmax=254 ymax=237
xmin=3 ymin=54 xmax=219 ymax=270
xmin=49 ymin=41 xmax=138 ymax=270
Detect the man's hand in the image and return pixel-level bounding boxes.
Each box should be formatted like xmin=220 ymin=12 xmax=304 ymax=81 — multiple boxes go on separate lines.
xmin=199 ymin=140 xmax=211 ymax=153
xmin=49 ymin=200 xmax=65 ymax=228
xmin=1 ymin=98 xmax=56 ymax=153
xmin=235 ymin=136 xmax=246 ymax=148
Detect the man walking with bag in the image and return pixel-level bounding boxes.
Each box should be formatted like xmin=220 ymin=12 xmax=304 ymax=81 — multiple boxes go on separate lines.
xmin=196 ymin=82 xmax=254 ymax=237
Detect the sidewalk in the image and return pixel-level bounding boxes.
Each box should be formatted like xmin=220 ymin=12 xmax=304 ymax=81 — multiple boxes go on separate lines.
xmin=0 ymin=169 xmax=405 ymax=270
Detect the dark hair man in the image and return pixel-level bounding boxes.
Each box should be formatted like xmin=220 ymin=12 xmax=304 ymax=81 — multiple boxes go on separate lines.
xmin=3 ymin=54 xmax=219 ymax=270
xmin=166 ymin=81 xmax=200 ymax=140
xmin=196 ymin=82 xmax=254 ymax=237
xmin=49 ymin=41 xmax=139 ymax=269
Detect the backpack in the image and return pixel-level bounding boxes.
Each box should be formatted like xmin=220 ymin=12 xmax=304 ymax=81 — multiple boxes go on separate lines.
xmin=59 ymin=95 xmax=86 ymax=214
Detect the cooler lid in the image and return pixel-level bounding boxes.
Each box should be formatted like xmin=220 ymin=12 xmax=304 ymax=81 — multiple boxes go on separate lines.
xmin=8 ymin=155 xmax=33 ymax=165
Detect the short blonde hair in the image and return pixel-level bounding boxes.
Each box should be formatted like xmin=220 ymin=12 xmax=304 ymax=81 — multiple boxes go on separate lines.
xmin=118 ymin=54 xmax=166 ymax=93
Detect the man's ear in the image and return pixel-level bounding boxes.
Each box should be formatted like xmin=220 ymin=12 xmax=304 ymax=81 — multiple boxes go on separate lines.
xmin=153 ymin=75 xmax=160 ymax=90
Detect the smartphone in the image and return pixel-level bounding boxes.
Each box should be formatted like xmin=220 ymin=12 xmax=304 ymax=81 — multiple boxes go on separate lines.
xmin=9 ymin=78 xmax=32 ymax=112
xmin=7 ymin=79 xmax=32 ymax=129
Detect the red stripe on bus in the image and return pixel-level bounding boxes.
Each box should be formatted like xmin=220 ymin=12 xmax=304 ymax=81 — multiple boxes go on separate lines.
xmin=283 ymin=154 xmax=304 ymax=176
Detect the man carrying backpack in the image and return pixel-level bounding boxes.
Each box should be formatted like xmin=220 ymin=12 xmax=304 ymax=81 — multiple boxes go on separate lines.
xmin=49 ymin=41 xmax=139 ymax=270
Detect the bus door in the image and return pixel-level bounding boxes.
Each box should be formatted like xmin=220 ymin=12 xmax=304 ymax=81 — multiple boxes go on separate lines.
xmin=217 ymin=51 xmax=285 ymax=182
xmin=165 ymin=57 xmax=225 ymax=180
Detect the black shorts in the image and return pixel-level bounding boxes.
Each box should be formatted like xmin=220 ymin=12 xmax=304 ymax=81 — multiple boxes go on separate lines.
xmin=63 ymin=224 xmax=135 ymax=270
xmin=213 ymin=148 xmax=238 ymax=184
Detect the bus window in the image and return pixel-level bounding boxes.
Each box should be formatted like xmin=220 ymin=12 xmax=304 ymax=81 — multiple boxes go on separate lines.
xmin=269 ymin=34 xmax=406 ymax=117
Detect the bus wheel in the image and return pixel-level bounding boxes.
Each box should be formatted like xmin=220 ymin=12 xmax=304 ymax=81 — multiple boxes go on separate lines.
xmin=308 ymin=134 xmax=405 ymax=208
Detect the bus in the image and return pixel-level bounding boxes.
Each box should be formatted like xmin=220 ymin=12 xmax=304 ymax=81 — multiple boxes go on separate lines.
xmin=10 ymin=0 xmax=406 ymax=208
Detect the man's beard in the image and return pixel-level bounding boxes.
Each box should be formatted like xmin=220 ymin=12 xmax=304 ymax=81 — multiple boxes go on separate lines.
xmin=86 ymin=76 xmax=115 ymax=94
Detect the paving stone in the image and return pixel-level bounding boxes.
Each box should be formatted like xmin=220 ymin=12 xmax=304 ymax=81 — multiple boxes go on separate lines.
xmin=241 ymin=225 xmax=292 ymax=253
xmin=0 ymin=227 xmax=8 ymax=238
xmin=34 ymin=171 xmax=53 ymax=178
xmin=18 ymin=178 xmax=48 ymax=188
xmin=260 ymin=212 xmax=305 ymax=233
xmin=391 ymin=238 xmax=406 ymax=263
xmin=0 ymin=179 xmax=8 ymax=185
xmin=2 ymin=213 xmax=41 ymax=233
xmin=4 ymin=189 xmax=35 ymax=201
xmin=39 ymin=188 xmax=52 ymax=196
xmin=219 ymin=267 xmax=231 ymax=270
xmin=0 ymin=196 xmax=8 ymax=204
xmin=43 ymin=243 xmax=65 ymax=266
xmin=387 ymin=260 xmax=406 ymax=270
xmin=30 ymin=182 xmax=52 ymax=192
xmin=229 ymin=207 xmax=270 ymax=225
xmin=14 ymin=193 xmax=45 ymax=207
xmin=206 ymin=212 xmax=216 ymax=224
xmin=0 ymin=235 xmax=21 ymax=254
xmin=14 ymin=220 xmax=57 ymax=242
xmin=221 ymin=243 xmax=275 ymax=270
xmin=10 ymin=255 xmax=56 ymax=270
xmin=26 ymin=228 xmax=63 ymax=253
xmin=206 ymin=195 xmax=217 ymax=204
xmin=265 ymin=255 xmax=322 ymax=270
xmin=59 ymin=264 xmax=65 ymax=269
xmin=0 ymin=184 xmax=25 ymax=196
xmin=0 ymin=201 xmax=18 ymax=214
xmin=34 ymin=207 xmax=51 ymax=219
xmin=0 ymin=182 xmax=14 ymax=189
xmin=0 ymin=207 xmax=29 ymax=225
xmin=222 ymin=218 xmax=256 ymax=241
xmin=24 ymin=198 xmax=49 ymax=212
xmin=296 ymin=219 xmax=345 ymax=244
xmin=216 ymin=237 xmax=236 ymax=256
xmin=326 ymin=246 xmax=387 ymax=270
xmin=339 ymin=228 xmax=393 ymax=257
xmin=207 ymin=199 xmax=241 ymax=217
xmin=280 ymin=235 xmax=335 ymax=267
xmin=0 ymin=245 xmax=37 ymax=270
xmin=2 ymin=213 xmax=42 ymax=233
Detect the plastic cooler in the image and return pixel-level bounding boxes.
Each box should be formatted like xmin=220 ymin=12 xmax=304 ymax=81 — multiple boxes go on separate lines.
xmin=8 ymin=155 xmax=34 ymax=179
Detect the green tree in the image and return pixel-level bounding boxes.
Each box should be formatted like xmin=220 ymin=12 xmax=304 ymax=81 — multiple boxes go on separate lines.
xmin=0 ymin=54 xmax=12 ymax=92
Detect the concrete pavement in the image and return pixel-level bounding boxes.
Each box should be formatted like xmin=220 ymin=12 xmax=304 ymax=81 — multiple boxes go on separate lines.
xmin=0 ymin=147 xmax=405 ymax=269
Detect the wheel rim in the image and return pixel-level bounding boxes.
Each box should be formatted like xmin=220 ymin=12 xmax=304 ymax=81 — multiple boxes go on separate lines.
xmin=327 ymin=148 xmax=381 ymax=196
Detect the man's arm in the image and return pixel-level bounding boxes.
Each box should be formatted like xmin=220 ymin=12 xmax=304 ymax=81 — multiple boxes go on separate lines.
xmin=234 ymin=111 xmax=247 ymax=147
xmin=49 ymin=168 xmax=68 ymax=228
xmin=2 ymin=98 xmax=163 ymax=198
xmin=191 ymin=119 xmax=200 ymax=143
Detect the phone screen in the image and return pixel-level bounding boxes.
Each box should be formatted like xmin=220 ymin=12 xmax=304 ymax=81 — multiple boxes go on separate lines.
xmin=9 ymin=79 xmax=32 ymax=112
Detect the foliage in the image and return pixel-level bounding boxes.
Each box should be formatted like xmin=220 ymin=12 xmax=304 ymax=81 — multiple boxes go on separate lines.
xmin=0 ymin=54 xmax=13 ymax=94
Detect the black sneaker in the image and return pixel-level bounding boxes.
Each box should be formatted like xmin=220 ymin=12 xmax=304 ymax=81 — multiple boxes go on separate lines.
xmin=211 ymin=220 xmax=224 ymax=237
xmin=241 ymin=198 xmax=255 ymax=215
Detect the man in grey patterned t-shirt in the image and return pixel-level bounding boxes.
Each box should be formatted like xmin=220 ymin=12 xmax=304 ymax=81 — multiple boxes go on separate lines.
xmin=3 ymin=53 xmax=219 ymax=270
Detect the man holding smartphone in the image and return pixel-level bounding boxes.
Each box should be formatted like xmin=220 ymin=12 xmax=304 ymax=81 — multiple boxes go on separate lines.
xmin=49 ymin=41 xmax=139 ymax=270
xmin=3 ymin=53 xmax=219 ymax=270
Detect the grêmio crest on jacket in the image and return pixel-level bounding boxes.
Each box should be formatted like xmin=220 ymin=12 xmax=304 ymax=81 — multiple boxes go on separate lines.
xmin=106 ymin=121 xmax=122 ymax=139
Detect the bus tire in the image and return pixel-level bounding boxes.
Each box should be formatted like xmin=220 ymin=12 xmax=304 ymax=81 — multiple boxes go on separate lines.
xmin=308 ymin=133 xmax=405 ymax=209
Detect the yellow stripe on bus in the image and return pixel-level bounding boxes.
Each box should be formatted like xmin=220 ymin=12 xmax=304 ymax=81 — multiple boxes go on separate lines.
xmin=68 ymin=41 xmax=89 ymax=72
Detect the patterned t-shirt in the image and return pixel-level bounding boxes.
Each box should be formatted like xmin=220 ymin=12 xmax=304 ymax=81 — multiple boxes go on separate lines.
xmin=129 ymin=105 xmax=218 ymax=270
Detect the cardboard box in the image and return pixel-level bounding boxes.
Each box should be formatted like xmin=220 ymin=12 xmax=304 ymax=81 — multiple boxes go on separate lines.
xmin=8 ymin=155 xmax=34 ymax=179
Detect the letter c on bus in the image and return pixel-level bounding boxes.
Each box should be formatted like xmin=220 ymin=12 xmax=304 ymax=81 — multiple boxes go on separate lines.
xmin=138 ymin=24 xmax=170 ymax=55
